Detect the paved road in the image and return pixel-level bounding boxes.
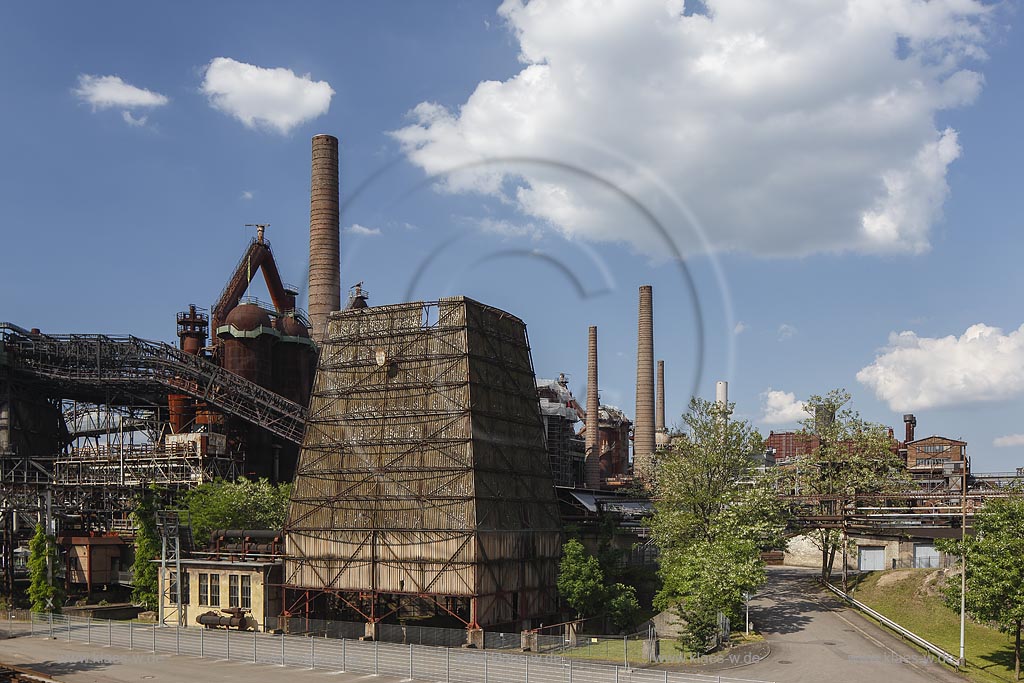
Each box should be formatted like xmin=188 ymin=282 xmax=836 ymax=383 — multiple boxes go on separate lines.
xmin=746 ymin=567 xmax=965 ymax=683
xmin=0 ymin=634 xmax=406 ymax=683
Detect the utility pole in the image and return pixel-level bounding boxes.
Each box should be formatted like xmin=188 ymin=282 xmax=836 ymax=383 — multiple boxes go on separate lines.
xmin=959 ymin=460 xmax=967 ymax=667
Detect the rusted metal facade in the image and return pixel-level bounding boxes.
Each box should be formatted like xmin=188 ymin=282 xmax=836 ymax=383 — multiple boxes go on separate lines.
xmin=284 ymin=297 xmax=561 ymax=628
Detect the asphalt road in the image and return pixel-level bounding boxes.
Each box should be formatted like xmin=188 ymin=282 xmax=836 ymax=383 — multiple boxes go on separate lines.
xmin=0 ymin=634 xmax=406 ymax=683
xmin=746 ymin=567 xmax=966 ymax=683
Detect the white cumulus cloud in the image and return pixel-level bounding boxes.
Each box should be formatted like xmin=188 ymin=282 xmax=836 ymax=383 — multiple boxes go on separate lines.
xmin=201 ymin=58 xmax=334 ymax=134
xmin=74 ymin=74 xmax=169 ymax=110
xmin=241 ymin=190 xmax=254 ymax=200
xmin=391 ymin=0 xmax=992 ymax=257
xmin=761 ymin=388 xmax=807 ymax=425
xmin=857 ymin=323 xmax=1024 ymax=411
xmin=733 ymin=321 xmax=747 ymax=335
xmin=344 ymin=223 xmax=382 ymax=236
xmin=777 ymin=324 xmax=797 ymax=341
xmin=994 ymin=434 xmax=1024 ymax=448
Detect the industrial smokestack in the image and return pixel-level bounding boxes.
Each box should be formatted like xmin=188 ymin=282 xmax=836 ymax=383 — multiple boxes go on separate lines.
xmin=715 ymin=380 xmax=731 ymax=426
xmin=584 ymin=326 xmax=601 ymax=489
xmin=656 ymin=360 xmax=669 ymax=446
xmin=656 ymin=360 xmax=666 ymax=432
xmin=634 ymin=285 xmax=655 ymax=481
xmin=904 ymin=413 xmax=917 ymax=443
xmin=308 ymin=134 xmax=341 ymax=342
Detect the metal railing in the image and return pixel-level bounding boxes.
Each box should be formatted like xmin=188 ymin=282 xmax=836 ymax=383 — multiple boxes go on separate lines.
xmin=822 ymin=580 xmax=959 ymax=668
xmin=16 ymin=612 xmax=775 ymax=683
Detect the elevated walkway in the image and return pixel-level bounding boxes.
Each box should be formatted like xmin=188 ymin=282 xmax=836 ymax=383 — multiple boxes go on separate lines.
xmin=0 ymin=323 xmax=307 ymax=444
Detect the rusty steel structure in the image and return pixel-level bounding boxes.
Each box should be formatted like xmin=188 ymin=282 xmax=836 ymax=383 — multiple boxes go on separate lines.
xmin=284 ymin=297 xmax=562 ymax=630
xmin=307 ymin=134 xmax=341 ymax=342
xmin=633 ymin=285 xmax=655 ymax=482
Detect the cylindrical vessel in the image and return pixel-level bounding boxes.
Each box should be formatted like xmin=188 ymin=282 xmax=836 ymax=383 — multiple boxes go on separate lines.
xmin=220 ymin=303 xmax=275 ymax=388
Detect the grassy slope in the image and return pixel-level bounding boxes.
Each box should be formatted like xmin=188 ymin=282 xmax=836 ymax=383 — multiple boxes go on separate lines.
xmin=849 ymin=569 xmax=1018 ymax=683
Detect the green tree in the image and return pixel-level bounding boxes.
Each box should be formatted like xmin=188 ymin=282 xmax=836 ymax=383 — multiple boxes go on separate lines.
xmin=27 ymin=523 xmax=63 ymax=613
xmin=182 ymin=477 xmax=292 ymax=545
xmin=557 ymin=538 xmax=606 ymax=620
xmin=937 ymin=494 xmax=1024 ymax=679
xmin=131 ymin=488 xmax=161 ymax=610
xmin=606 ymin=583 xmax=641 ymax=633
xmin=650 ymin=397 xmax=787 ymax=648
xmin=788 ymin=389 xmax=907 ymax=582
xmin=655 ymin=536 xmax=764 ymax=652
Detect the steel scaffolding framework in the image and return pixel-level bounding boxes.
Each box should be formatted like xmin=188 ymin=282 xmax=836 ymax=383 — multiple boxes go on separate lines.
xmin=284 ymin=298 xmax=562 ymax=629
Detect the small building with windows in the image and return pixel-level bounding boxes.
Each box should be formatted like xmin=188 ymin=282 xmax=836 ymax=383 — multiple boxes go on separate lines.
xmin=157 ymin=558 xmax=283 ymax=630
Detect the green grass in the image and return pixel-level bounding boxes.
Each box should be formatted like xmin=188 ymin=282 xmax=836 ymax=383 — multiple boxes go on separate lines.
xmin=848 ymin=569 xmax=1019 ymax=683
xmin=561 ymin=632 xmax=761 ymax=663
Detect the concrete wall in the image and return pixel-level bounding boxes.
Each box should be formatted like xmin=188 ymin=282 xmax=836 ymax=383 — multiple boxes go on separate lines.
xmin=784 ymin=533 xmax=937 ymax=571
xmin=159 ymin=564 xmax=281 ymax=630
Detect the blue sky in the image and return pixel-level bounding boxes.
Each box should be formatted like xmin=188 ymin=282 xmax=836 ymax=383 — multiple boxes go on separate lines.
xmin=2 ymin=1 xmax=1023 ymax=470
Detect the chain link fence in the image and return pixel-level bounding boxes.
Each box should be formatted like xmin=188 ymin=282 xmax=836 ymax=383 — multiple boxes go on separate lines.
xmin=13 ymin=612 xmax=774 ymax=683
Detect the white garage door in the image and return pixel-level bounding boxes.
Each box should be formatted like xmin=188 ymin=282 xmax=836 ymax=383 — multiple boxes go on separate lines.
xmin=858 ymin=546 xmax=886 ymax=571
xmin=914 ymin=544 xmax=940 ymax=568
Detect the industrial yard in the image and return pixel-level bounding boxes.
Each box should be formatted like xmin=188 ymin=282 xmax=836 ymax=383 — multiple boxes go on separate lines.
xmin=4 ymin=3 xmax=1024 ymax=682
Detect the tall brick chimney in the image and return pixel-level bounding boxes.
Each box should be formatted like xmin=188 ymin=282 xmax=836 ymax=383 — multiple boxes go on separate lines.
xmin=634 ymin=285 xmax=655 ymax=481
xmin=656 ymin=359 xmax=669 ymax=446
xmin=904 ymin=414 xmax=917 ymax=443
xmin=584 ymin=326 xmax=601 ymax=489
xmin=308 ymin=134 xmax=341 ymax=342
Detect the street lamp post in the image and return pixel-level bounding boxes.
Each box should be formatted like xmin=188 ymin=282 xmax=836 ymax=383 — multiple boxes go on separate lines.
xmin=959 ymin=460 xmax=967 ymax=668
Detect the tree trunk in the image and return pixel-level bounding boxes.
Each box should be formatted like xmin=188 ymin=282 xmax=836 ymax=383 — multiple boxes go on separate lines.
xmin=820 ymin=541 xmax=829 ymax=582
xmin=826 ymin=542 xmax=838 ymax=583
xmin=1015 ymin=620 xmax=1021 ymax=681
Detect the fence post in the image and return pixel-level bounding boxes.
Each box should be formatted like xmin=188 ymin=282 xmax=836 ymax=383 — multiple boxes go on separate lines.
xmin=624 ymin=635 xmax=628 ymax=669
xmin=128 ymin=619 xmax=132 ymax=649
xmin=568 ymin=657 xmax=573 ymax=683
xmin=281 ymin=633 xmax=285 ymax=666
xmin=446 ymin=647 xmax=450 ymax=683
xmin=374 ymin=639 xmax=379 ymax=675
xmin=341 ymin=636 xmax=345 ymax=671
xmin=67 ymin=615 xmax=71 ymax=642
xmin=30 ymin=612 xmax=34 ymax=636
xmin=525 ymin=652 xmax=529 ymax=683
xmin=226 ymin=626 xmax=230 ymax=660
xmin=310 ymin=634 xmax=314 ymax=670
xmin=152 ymin=622 xmax=156 ymax=653
xmin=108 ymin=618 xmax=111 ymax=647
xmin=664 ymin=669 xmax=668 ymax=683
xmin=176 ymin=624 xmax=180 ymax=655
xmin=409 ymin=643 xmax=414 ymax=680
xmin=87 ymin=615 xmax=91 ymax=644
xmin=484 ymin=650 xmax=488 ymax=682
xmin=200 ymin=626 xmax=204 ymax=658
xmin=253 ymin=627 xmax=258 ymax=663
xmin=48 ymin=612 xmax=52 ymax=639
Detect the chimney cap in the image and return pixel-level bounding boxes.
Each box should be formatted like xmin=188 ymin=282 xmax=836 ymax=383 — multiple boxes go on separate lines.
xmin=903 ymin=414 xmax=917 ymax=423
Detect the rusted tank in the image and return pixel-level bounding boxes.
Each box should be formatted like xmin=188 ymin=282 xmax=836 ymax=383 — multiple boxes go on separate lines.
xmin=272 ymin=314 xmax=315 ymax=405
xmin=218 ymin=303 xmax=275 ymax=388
xmin=197 ymin=607 xmax=249 ymax=630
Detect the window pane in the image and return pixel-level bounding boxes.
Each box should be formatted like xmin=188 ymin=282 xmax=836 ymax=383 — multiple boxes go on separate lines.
xmin=210 ymin=574 xmax=220 ymax=606
xmin=199 ymin=573 xmax=208 ymax=606
xmin=229 ymin=574 xmax=239 ymax=608
xmin=240 ymin=575 xmax=251 ymax=610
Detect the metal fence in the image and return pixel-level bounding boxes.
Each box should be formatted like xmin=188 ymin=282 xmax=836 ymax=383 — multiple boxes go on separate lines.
xmin=268 ymin=615 xmax=705 ymax=666
xmin=19 ymin=612 xmax=775 ymax=683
